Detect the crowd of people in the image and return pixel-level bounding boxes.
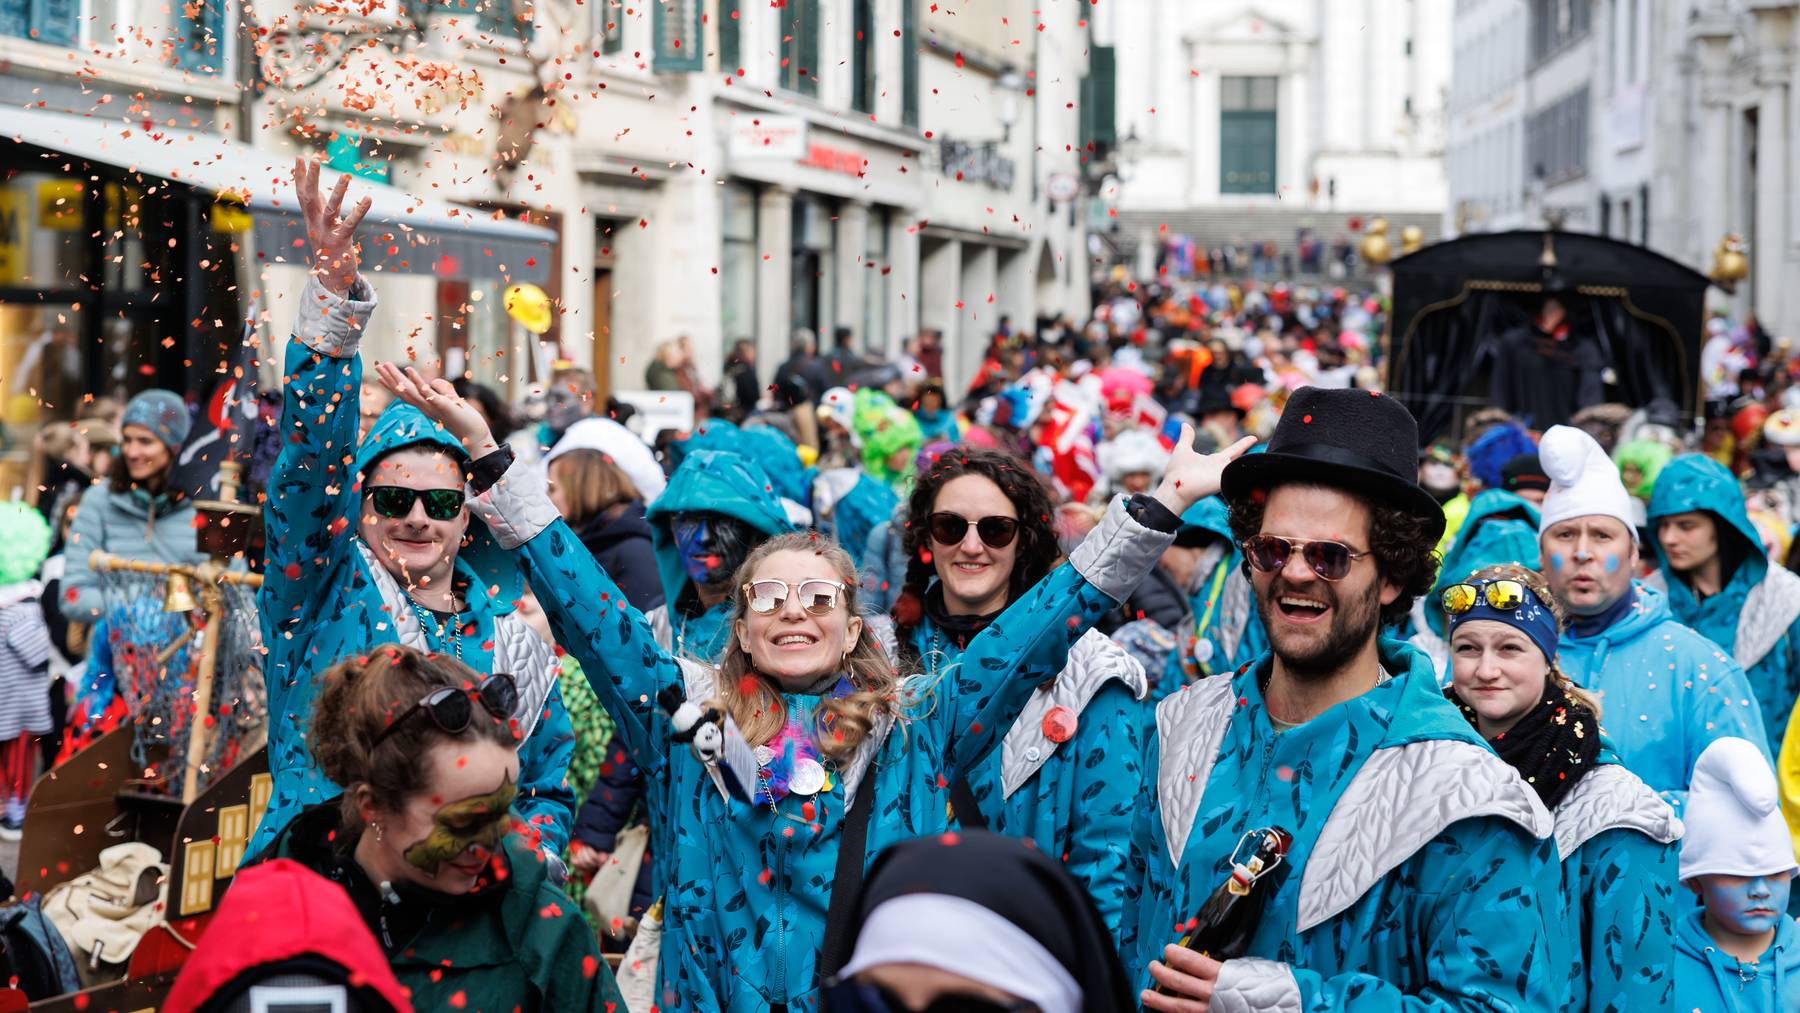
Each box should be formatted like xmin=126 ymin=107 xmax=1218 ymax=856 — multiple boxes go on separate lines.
xmin=8 ymin=160 xmax=1800 ymax=1012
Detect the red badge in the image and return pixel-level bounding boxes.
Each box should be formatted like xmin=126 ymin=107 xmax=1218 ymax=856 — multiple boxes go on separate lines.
xmin=1042 ymin=706 xmax=1078 ymax=744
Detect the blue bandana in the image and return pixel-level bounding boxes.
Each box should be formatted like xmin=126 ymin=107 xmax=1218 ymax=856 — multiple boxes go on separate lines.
xmin=1446 ymin=579 xmax=1561 ymax=665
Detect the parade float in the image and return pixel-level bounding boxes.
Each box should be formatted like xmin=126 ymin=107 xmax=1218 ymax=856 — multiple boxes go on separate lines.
xmin=1382 ymin=228 xmax=1715 ymax=446
xmin=2 ymin=462 xmax=267 ymax=1012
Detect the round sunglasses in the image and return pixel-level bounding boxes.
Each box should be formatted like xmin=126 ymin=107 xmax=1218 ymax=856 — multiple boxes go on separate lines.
xmin=1440 ymin=578 xmax=1539 ymax=615
xmin=1241 ymin=534 xmax=1372 ymax=582
xmin=743 ymin=578 xmax=849 ymax=616
xmin=926 ymin=511 xmax=1020 ymax=549
xmin=363 ymin=485 xmax=466 ymax=521
xmin=373 ymin=672 xmax=519 ymax=748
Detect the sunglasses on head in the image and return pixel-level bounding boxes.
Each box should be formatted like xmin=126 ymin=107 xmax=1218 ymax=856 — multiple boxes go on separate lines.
xmin=743 ymin=578 xmax=849 ymax=616
xmin=926 ymin=512 xmax=1020 ymax=549
xmin=363 ymin=485 xmax=466 ymax=521
xmin=822 ymin=980 xmax=1035 ymax=1013
xmin=1440 ymin=578 xmax=1539 ymax=615
xmin=373 ymin=672 xmax=519 ymax=748
xmin=1241 ymin=534 xmax=1372 ymax=582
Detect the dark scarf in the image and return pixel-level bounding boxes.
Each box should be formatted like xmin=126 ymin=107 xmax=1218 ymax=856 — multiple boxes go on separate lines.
xmin=1571 ymin=585 xmax=1636 ymax=639
xmin=922 ymin=583 xmax=1003 ymax=650
xmin=1446 ymin=683 xmax=1601 ymax=810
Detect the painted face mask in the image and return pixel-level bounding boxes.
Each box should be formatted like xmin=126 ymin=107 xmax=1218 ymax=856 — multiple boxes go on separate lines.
xmin=545 ymin=387 xmax=588 ymax=435
xmin=402 ymin=774 xmax=518 ymax=875
xmin=673 ymin=513 xmax=756 ymax=589
xmin=1700 ymin=873 xmax=1793 ymax=938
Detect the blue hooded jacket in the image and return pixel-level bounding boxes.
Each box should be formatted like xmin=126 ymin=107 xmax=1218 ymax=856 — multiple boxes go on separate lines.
xmin=1426 ymin=489 xmax=1543 ymax=639
xmin=1159 ymin=497 xmax=1265 ymax=696
xmin=1557 ymin=583 xmax=1769 ymax=812
xmin=1673 ymin=908 xmax=1800 ymax=1013
xmin=909 ymin=613 xmax=1149 ymax=940
xmin=645 ymin=449 xmax=796 ymax=660
xmin=1124 ymin=639 xmax=1565 ymax=1010
xmin=1648 ymin=454 xmax=1800 ymax=758
xmin=491 ymin=478 xmax=1171 ymax=1013
xmin=252 ymin=279 xmax=576 ymax=859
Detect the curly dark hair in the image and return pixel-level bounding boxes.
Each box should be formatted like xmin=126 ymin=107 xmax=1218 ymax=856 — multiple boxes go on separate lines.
xmin=892 ymin=447 xmax=1059 ymax=664
xmin=1226 ymin=482 xmax=1440 ymax=628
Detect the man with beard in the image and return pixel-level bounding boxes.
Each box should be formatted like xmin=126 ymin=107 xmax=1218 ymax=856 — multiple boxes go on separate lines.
xmin=1127 ymin=387 xmax=1563 ymax=1011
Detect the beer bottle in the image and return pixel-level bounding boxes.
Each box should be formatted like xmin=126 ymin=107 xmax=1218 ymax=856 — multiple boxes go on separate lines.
xmin=1154 ymin=825 xmax=1293 ymax=994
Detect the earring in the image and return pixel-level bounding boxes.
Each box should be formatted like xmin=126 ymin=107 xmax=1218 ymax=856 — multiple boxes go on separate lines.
xmin=369 ymin=821 xmax=383 ymax=842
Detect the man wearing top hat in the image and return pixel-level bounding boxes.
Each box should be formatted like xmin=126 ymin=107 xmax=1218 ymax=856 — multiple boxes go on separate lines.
xmin=1128 ymin=387 xmax=1564 ymax=1011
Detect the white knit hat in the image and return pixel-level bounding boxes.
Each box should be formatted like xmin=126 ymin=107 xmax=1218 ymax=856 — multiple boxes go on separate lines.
xmin=1679 ymin=737 xmax=1796 ymax=882
xmin=1537 ymin=424 xmax=1638 ymax=541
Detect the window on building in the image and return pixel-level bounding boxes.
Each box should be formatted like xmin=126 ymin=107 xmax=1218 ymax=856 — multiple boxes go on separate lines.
xmin=0 ymin=0 xmax=77 ymax=45
xmin=1527 ymin=85 xmax=1589 ymax=185
xmin=718 ymin=0 xmax=740 ymax=72
xmin=596 ymin=0 xmax=622 ymax=54
xmin=902 ymin=0 xmax=918 ymax=126
xmin=780 ymin=0 xmax=819 ymax=97
xmin=1530 ymin=0 xmax=1590 ymax=64
xmin=721 ymin=185 xmax=758 ymax=354
xmin=1626 ymin=0 xmax=1639 ymax=83
xmin=1080 ymin=45 xmax=1116 ymax=160
xmin=1220 ymin=75 xmax=1278 ymax=195
xmin=852 ymin=0 xmax=875 ymax=114
xmin=791 ymin=197 xmax=835 ymax=335
xmin=862 ymin=208 xmax=889 ymax=355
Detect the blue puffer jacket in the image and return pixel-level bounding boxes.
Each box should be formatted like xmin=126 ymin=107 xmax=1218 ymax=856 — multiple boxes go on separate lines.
xmin=1557 ymin=583 xmax=1769 ymax=813
xmin=1673 ymin=908 xmax=1800 ymax=1013
xmin=491 ymin=478 xmax=1171 ymax=1013
xmin=645 ymin=450 xmax=796 ymax=661
xmin=910 ymin=612 xmax=1149 ymax=940
xmin=1124 ymin=639 xmax=1566 ymax=1010
xmin=1648 ymin=455 xmax=1800 ymax=759
xmin=1547 ymin=752 xmax=1683 ymax=1012
xmin=61 ymin=483 xmax=208 ymax=623
xmin=1159 ymin=497 xmax=1265 ymax=696
xmin=251 ymin=277 xmax=576 ymax=859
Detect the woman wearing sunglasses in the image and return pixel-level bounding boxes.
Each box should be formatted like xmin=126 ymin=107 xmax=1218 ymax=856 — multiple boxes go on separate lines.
xmin=398 ymin=343 xmax=1250 ymax=1013
xmin=253 ymin=645 xmax=622 ymax=1012
xmin=1443 ymin=563 xmax=1682 ymax=1012
xmin=889 ymin=447 xmax=1151 ymax=940
xmin=252 ymin=160 xmax=576 ymax=866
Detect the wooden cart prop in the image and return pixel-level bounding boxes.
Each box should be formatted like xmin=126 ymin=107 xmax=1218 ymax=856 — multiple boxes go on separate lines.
xmin=1 ymin=463 xmax=270 ymax=1010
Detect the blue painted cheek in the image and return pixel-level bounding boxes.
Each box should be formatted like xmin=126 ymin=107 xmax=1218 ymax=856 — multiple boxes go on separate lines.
xmin=1550 ymin=554 xmax=1566 ymax=571
xmin=1603 ymin=554 xmax=1620 ymax=574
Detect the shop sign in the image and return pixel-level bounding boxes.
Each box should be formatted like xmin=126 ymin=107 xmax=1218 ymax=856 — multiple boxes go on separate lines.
xmin=37 ymin=180 xmax=83 ymax=231
xmin=729 ymin=115 xmax=808 ymax=160
xmin=801 ymin=143 xmax=866 ymax=177
xmin=940 ymin=137 xmax=1017 ymax=190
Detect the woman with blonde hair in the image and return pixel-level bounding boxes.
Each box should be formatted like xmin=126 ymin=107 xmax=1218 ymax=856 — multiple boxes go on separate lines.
xmin=379 ymin=354 xmax=1244 ymax=1013
xmin=1443 ymin=562 xmax=1683 ymax=1011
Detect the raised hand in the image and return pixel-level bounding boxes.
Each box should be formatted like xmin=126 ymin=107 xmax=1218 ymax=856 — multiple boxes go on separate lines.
xmin=293 ymin=156 xmax=372 ymax=294
xmin=373 ymin=361 xmax=499 ymax=458
xmin=1153 ymin=424 xmax=1257 ymax=517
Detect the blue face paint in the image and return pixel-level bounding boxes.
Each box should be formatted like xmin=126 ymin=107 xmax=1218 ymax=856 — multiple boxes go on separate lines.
xmin=1602 ymin=553 xmax=1620 ymax=574
xmin=1549 ymin=553 xmax=1566 ymax=571
xmin=1700 ymin=873 xmax=1793 ymax=939
xmin=675 ymin=518 xmax=725 ymax=585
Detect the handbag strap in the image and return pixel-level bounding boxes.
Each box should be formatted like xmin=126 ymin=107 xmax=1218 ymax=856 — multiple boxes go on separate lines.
xmin=818 ymin=775 xmax=879 ymax=979
xmin=949 ymin=774 xmax=987 ymax=829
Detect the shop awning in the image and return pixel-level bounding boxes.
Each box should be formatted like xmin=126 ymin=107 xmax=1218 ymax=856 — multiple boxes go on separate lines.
xmin=5 ymin=106 xmax=553 ymax=284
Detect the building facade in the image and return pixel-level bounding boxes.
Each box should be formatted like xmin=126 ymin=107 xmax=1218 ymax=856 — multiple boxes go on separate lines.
xmin=1095 ymin=0 xmax=1451 ymax=273
xmin=0 ymin=0 xmax=1101 ymax=463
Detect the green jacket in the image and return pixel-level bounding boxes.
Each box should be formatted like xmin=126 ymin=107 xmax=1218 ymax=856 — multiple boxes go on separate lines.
xmin=259 ymin=801 xmax=622 ymax=1013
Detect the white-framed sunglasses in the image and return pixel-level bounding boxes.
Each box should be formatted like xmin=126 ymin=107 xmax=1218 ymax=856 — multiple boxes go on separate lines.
xmin=742 ymin=578 xmax=849 ymax=616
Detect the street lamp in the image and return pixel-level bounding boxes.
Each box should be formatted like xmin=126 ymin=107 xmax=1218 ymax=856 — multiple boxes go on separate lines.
xmin=996 ymin=70 xmax=1027 ymax=142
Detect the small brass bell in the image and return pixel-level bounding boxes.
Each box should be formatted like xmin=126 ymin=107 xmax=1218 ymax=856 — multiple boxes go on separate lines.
xmin=162 ymin=572 xmax=198 ymax=613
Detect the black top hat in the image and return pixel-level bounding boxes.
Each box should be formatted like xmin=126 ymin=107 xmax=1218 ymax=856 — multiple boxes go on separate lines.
xmin=1221 ymin=387 xmax=1447 ymax=542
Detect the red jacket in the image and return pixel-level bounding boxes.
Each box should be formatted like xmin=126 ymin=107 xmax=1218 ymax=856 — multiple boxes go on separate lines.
xmin=164 ymin=859 xmax=412 ymax=1013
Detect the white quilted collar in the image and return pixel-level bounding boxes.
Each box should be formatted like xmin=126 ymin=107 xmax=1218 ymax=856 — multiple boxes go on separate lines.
xmin=998 ymin=629 xmax=1149 ymax=798
xmin=1738 ymin=566 xmax=1800 ymax=671
xmin=1552 ymin=761 xmax=1682 ymax=861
